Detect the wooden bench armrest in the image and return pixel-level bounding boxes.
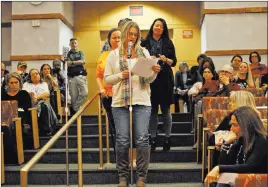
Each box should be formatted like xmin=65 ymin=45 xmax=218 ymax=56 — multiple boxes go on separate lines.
xmin=207 ymin=146 xmax=216 ymax=174
xmin=28 ymin=107 xmax=40 ymax=149
xmin=12 ymin=117 xmax=24 ymax=164
xmin=208 ymin=146 xmax=215 ymax=150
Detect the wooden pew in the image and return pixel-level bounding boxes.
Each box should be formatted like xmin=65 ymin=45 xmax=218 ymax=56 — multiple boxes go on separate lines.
xmin=1 ymin=100 xmax=24 ymax=164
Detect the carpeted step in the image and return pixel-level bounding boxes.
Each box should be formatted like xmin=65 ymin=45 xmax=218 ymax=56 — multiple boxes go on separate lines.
xmin=4 ymin=163 xmax=202 ymax=185
xmin=56 ymin=121 xmax=193 ymax=135
xmin=23 ymin=147 xmax=196 ymax=164
xmin=61 ymin=113 xmax=192 ymax=124
xmin=39 ymin=133 xmax=194 ymax=149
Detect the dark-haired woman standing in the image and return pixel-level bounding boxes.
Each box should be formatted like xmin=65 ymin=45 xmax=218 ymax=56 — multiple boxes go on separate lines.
xmin=141 ymin=18 xmax=177 ymax=152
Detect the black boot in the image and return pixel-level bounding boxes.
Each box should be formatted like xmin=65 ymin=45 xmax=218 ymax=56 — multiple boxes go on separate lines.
xmin=150 ymin=137 xmax=156 ymax=152
xmin=163 ymin=137 xmax=171 ymax=151
xmin=136 ymin=147 xmax=151 ymax=185
xmin=116 ymin=148 xmax=129 ymax=186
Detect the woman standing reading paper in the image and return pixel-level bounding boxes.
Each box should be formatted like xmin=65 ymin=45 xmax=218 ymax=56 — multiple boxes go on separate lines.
xmin=104 ymin=21 xmax=160 ymax=187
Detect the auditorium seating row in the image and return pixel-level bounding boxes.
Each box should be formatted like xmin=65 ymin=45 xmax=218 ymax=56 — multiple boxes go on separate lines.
xmin=191 ymin=88 xmax=267 ymax=185
xmin=1 ymin=90 xmax=62 ymax=184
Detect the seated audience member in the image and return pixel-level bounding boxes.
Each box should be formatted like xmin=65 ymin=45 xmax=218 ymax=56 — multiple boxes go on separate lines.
xmin=40 ymin=63 xmax=59 ymax=112
xmin=234 ymin=62 xmax=255 ymax=88
xmin=1 ymin=62 xmax=9 ymax=77
xmin=209 ymin=90 xmax=262 ymax=167
xmin=17 ymin=61 xmax=29 ymax=83
xmin=213 ymin=64 xmax=240 ymax=97
xmin=189 ymin=66 xmax=219 ymax=148
xmin=174 ymin=61 xmax=192 ymax=112
xmin=249 ymin=51 xmax=267 ymax=76
xmin=2 ymin=73 xmax=34 ymax=153
xmin=198 ymin=56 xmax=218 ymax=80
xmin=52 ymin=59 xmax=67 ymax=106
xmin=205 ymin=106 xmax=268 ymax=185
xmin=188 ymin=54 xmax=206 ymax=84
xmin=1 ymin=62 xmax=9 ymax=93
xmin=188 ymin=66 xmax=219 ymax=101
xmin=23 ymin=69 xmax=58 ymax=135
xmin=230 ymin=55 xmax=243 ymax=77
xmin=260 ymin=73 xmax=268 ymax=96
xmin=2 ymin=72 xmax=32 ymax=129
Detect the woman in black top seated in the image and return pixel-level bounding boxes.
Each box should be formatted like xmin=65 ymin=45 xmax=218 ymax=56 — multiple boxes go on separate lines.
xmin=205 ymin=106 xmax=268 ymax=185
xmin=234 ymin=62 xmax=255 ymax=88
xmin=1 ymin=73 xmax=33 ymax=164
xmin=2 ymin=72 xmax=32 ymax=130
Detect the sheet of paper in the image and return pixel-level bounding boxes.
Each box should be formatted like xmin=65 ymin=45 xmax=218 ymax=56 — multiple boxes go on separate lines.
xmin=131 ymin=57 xmax=158 ymax=77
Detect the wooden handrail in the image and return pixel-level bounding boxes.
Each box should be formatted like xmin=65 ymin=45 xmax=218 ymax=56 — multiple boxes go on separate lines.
xmin=20 ymin=92 xmax=100 ymax=187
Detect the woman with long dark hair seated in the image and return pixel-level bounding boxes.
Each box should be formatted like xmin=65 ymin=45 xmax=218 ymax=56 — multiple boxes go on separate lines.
xmin=23 ymin=69 xmax=58 ymax=135
xmin=40 ymin=63 xmax=59 ymax=114
xmin=205 ymin=106 xmax=268 ymax=186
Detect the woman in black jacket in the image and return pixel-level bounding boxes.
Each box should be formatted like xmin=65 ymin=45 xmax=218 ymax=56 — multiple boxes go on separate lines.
xmin=141 ymin=18 xmax=177 ymax=151
xmin=205 ymin=106 xmax=268 ymax=185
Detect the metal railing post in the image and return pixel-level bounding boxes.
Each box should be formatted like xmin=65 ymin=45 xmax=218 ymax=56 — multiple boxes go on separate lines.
xmin=105 ymin=113 xmax=111 ymax=164
xmin=98 ymin=95 xmax=104 ymax=169
xmin=19 ymin=93 xmax=99 ymax=187
xmin=77 ymin=115 xmax=83 ymax=187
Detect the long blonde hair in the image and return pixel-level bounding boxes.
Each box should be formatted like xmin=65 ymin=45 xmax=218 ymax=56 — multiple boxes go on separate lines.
xmin=230 ymin=90 xmax=260 ymax=117
xmin=119 ymin=21 xmax=142 ymax=53
xmin=236 ymin=62 xmax=254 ymax=87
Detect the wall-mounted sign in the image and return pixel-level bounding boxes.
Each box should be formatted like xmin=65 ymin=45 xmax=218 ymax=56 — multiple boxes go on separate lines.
xmin=130 ymin=6 xmax=143 ymax=16
xmin=182 ymin=30 xmax=193 ymax=39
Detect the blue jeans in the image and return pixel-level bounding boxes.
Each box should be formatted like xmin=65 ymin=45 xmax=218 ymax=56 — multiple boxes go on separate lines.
xmin=112 ymin=105 xmax=151 ymax=150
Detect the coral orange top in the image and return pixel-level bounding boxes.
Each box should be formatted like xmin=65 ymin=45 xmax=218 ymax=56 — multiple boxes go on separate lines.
xmin=96 ymin=51 xmax=113 ymax=97
xmin=249 ymin=63 xmax=267 ymax=76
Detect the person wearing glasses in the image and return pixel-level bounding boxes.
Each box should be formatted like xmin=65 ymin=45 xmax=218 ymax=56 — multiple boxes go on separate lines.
xmin=249 ymin=51 xmax=267 ymax=76
xmin=213 ymin=64 xmax=240 ymax=97
xmin=141 ymin=18 xmax=177 ymax=152
xmin=205 ymin=106 xmax=267 ymax=186
xmin=104 ymin=21 xmax=160 ymax=187
xmin=248 ymin=51 xmax=267 ymax=88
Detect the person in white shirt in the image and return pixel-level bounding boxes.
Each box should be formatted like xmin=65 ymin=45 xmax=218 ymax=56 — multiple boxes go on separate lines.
xmin=23 ymin=69 xmax=58 ymax=135
xmin=104 ymin=21 xmax=160 ymax=187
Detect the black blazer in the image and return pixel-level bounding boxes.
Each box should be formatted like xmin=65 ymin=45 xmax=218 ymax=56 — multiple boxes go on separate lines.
xmin=174 ymin=70 xmax=192 ymax=90
xmin=141 ymin=38 xmax=177 ymax=105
